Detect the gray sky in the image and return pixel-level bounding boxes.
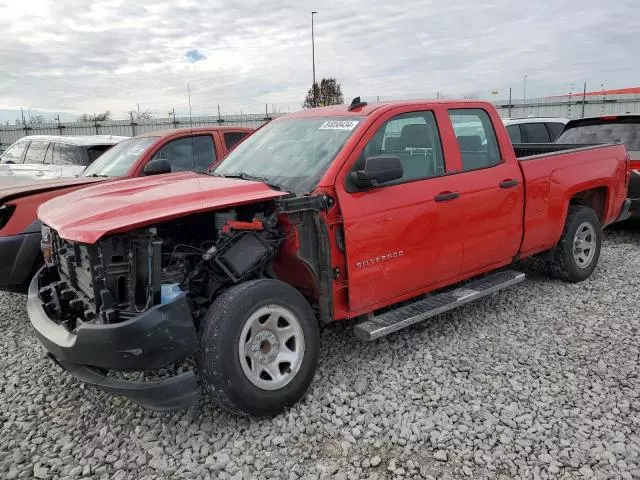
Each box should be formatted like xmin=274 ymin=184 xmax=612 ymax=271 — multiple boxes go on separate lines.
xmin=1 ymin=0 xmax=638 ymax=121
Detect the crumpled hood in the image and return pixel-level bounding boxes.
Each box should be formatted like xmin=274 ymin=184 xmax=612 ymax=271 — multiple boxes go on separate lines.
xmin=0 ymin=176 xmax=104 ymax=203
xmin=38 ymin=172 xmax=288 ymax=244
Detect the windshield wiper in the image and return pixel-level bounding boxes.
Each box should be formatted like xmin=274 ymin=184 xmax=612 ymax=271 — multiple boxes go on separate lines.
xmin=84 ymin=174 xmax=111 ymax=178
xmin=213 ymin=172 xmax=283 ymax=191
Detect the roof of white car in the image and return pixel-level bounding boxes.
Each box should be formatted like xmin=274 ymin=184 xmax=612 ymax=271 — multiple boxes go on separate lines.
xmin=502 ymin=117 xmax=570 ymax=126
xmin=12 ymin=135 xmax=129 ymax=146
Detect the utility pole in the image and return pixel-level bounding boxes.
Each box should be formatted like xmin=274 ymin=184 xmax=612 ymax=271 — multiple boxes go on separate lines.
xmin=311 ymin=11 xmax=318 ymax=107
xmin=581 ymin=83 xmax=587 ymax=118
xmin=508 ymin=88 xmax=512 ymax=118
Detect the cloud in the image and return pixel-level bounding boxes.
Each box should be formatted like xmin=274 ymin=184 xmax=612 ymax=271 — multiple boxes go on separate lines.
xmin=185 ymin=49 xmax=207 ymax=63
xmin=0 ymin=0 xmax=639 ymax=118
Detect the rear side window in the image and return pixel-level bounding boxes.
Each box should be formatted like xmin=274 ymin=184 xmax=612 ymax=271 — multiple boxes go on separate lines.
xmin=151 ymin=135 xmax=216 ymax=173
xmin=23 ymin=141 xmax=50 ymax=164
xmin=546 ymin=122 xmax=565 ymax=141
xmin=0 ymin=141 xmax=28 ymax=164
xmin=224 ymin=132 xmax=249 ymax=151
xmin=449 ymin=109 xmax=501 ymax=171
xmin=506 ymin=124 xmax=522 ymax=143
xmin=521 ymin=123 xmax=550 ymax=143
xmin=87 ymin=145 xmax=113 ymax=162
xmin=556 ymin=123 xmax=640 ymax=151
xmin=54 ymin=144 xmax=86 ymax=165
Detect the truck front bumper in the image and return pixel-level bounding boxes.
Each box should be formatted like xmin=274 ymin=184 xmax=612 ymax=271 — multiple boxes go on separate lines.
xmin=27 ymin=268 xmax=200 ymax=410
xmin=0 ymin=232 xmax=41 ymax=289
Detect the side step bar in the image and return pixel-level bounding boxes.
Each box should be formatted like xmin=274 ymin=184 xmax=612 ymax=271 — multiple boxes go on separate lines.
xmin=354 ymin=270 xmax=525 ymax=341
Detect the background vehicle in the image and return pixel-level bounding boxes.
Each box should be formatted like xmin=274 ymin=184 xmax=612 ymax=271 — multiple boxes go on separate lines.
xmin=0 ymin=135 xmax=128 ymax=179
xmin=29 ymin=100 xmax=629 ymax=416
xmin=0 ymin=126 xmax=252 ymax=291
xmin=503 ymin=117 xmax=569 ymax=144
xmin=555 ymin=115 xmax=640 ymax=218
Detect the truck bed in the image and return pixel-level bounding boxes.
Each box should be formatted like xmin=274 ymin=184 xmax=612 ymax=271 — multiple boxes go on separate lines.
xmin=514 ymin=142 xmax=628 ymax=258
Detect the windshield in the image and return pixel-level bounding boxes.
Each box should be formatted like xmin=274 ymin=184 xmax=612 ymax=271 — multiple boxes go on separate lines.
xmin=557 ymin=122 xmax=640 ymax=152
xmin=81 ymin=137 xmax=156 ymax=177
xmin=212 ymin=117 xmax=362 ymax=194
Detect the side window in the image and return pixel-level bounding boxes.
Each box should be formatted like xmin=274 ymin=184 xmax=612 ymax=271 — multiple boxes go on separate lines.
xmin=546 ymin=122 xmax=565 ymax=141
xmin=449 ymin=109 xmax=501 ymax=171
xmin=521 ymin=123 xmax=550 ymax=143
xmin=357 ymin=111 xmax=445 ymax=184
xmin=151 ymin=135 xmax=216 ymax=173
xmin=506 ymin=124 xmax=522 ymax=143
xmin=23 ymin=141 xmax=50 ymax=164
xmin=0 ymin=141 xmax=28 ymax=164
xmin=54 ymin=144 xmax=86 ymax=165
xmin=224 ymin=132 xmax=249 ymax=151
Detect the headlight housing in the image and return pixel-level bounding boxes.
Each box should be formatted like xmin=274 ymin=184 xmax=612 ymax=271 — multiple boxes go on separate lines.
xmin=41 ymin=224 xmax=56 ymax=267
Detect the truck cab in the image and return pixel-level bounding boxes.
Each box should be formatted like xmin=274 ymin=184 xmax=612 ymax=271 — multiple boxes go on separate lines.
xmin=28 ymin=99 xmax=630 ymax=416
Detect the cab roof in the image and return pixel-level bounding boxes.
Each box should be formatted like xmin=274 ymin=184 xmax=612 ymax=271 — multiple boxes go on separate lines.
xmin=281 ymin=99 xmax=494 ymax=119
xmin=135 ymin=126 xmax=253 ymax=139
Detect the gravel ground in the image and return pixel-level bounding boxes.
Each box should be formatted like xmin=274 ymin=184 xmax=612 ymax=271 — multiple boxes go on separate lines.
xmin=1 ymin=225 xmax=639 ymax=480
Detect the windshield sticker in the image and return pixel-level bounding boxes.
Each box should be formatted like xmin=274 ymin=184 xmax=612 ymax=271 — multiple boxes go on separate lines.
xmin=319 ymin=120 xmax=359 ymax=131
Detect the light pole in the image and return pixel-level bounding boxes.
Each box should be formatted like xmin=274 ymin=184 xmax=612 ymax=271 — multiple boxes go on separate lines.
xmin=523 ymin=75 xmax=528 ymax=104
xmin=312 ymin=11 xmax=318 ymax=107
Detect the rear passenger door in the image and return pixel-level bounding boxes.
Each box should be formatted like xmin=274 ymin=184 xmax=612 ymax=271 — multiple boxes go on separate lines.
xmin=448 ymin=109 xmax=524 ymax=274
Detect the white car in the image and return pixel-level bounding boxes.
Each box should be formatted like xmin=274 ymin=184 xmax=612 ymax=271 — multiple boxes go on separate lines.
xmin=0 ymin=135 xmax=129 ymax=180
xmin=502 ymin=117 xmax=569 ymax=144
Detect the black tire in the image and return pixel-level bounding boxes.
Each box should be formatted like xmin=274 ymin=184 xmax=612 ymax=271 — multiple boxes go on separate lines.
xmin=197 ymin=279 xmax=320 ymax=416
xmin=547 ymin=205 xmax=602 ymax=283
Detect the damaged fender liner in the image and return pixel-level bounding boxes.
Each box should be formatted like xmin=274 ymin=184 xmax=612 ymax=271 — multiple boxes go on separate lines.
xmin=27 ymin=268 xmax=199 ymax=372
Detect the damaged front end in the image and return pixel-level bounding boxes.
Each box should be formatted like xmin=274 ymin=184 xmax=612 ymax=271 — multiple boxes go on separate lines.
xmin=29 ymin=203 xmax=284 ymax=409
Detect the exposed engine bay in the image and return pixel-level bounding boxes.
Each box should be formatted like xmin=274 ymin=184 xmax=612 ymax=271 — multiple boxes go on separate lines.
xmin=39 ymin=201 xmax=284 ymax=331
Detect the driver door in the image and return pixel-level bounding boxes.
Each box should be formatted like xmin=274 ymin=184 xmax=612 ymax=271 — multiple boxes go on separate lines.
xmin=335 ymin=107 xmax=465 ymax=313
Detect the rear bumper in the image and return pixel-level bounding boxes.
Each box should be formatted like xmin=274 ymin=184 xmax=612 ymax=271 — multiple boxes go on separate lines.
xmin=27 ymin=268 xmax=200 ymax=410
xmin=0 ymin=232 xmax=41 ymax=288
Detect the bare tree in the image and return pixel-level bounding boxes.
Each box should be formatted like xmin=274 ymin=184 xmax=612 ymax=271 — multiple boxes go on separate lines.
xmin=79 ymin=111 xmax=111 ymax=122
xmin=462 ymin=91 xmax=480 ymax=100
xmin=128 ymin=104 xmax=153 ymax=122
xmin=27 ymin=114 xmax=45 ymax=125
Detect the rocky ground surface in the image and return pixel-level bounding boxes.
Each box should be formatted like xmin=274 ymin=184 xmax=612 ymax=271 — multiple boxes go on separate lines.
xmin=0 ymin=224 xmax=639 ymax=480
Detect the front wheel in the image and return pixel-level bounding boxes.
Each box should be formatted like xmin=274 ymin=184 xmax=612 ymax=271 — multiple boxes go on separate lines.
xmin=548 ymin=205 xmax=602 ymax=283
xmin=197 ymin=279 xmax=320 ymax=416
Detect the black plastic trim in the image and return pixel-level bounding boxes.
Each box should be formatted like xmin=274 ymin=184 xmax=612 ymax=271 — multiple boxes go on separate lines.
xmin=28 ymin=268 xmax=199 ymax=371
xmin=50 ymin=356 xmax=198 ymax=411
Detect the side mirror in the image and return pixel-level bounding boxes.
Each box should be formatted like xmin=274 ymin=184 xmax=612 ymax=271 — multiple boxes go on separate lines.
xmin=350 ymin=155 xmax=403 ymax=189
xmin=143 ymin=159 xmax=172 ymax=176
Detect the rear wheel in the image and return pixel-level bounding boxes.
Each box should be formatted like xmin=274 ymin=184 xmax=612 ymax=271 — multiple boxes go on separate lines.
xmin=547 ymin=205 xmax=602 ymax=283
xmin=197 ymin=279 xmax=320 ymax=416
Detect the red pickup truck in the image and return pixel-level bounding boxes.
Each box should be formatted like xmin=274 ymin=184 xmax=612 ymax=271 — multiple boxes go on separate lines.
xmin=28 ymin=99 xmax=630 ymax=416
xmin=0 ymin=126 xmax=251 ymax=290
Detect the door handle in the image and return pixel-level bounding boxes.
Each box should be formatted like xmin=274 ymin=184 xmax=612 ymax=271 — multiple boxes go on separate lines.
xmin=434 ymin=191 xmax=460 ymax=202
xmin=499 ymin=179 xmax=520 ymax=189
xmin=35 ymin=171 xmax=45 ymax=176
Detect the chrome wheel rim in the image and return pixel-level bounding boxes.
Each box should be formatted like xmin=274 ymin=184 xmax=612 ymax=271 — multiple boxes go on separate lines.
xmin=573 ymin=222 xmax=596 ymax=269
xmin=238 ymin=305 xmax=305 ymax=391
